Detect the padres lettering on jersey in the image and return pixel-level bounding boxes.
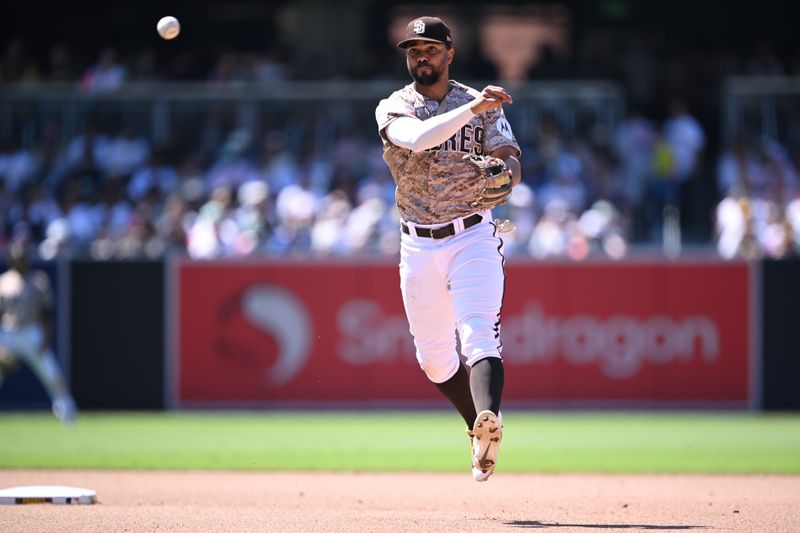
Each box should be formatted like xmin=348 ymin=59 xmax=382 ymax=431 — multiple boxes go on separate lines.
xmin=376 ymin=80 xmax=521 ymax=224
xmin=423 ymin=124 xmax=485 ymax=155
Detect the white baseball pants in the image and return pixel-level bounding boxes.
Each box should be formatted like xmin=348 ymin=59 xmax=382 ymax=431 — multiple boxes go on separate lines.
xmin=399 ymin=212 xmax=505 ymax=383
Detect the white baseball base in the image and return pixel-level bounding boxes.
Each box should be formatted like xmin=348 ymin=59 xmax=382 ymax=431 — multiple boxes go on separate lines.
xmin=0 ymin=485 xmax=97 ymax=504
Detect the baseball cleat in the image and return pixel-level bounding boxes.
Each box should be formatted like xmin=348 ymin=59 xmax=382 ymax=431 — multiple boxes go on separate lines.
xmin=469 ymin=410 xmax=503 ymax=482
xmin=52 ymin=396 xmax=77 ymax=426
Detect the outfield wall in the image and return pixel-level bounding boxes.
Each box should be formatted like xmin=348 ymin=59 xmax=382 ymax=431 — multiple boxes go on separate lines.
xmin=2 ymin=258 xmax=798 ymax=411
xmin=70 ymin=261 xmax=165 ymax=410
xmin=760 ymin=259 xmax=800 ymax=410
xmin=169 ymin=259 xmax=753 ymax=409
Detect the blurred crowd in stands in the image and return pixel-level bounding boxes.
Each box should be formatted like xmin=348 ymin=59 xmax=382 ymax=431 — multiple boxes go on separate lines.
xmin=2 ymin=37 xmax=800 ymax=261
xmin=0 ymin=39 xmax=289 ymax=88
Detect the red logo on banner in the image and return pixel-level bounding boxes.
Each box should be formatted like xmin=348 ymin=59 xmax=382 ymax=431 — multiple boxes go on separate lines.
xmin=212 ymin=284 xmax=313 ymax=387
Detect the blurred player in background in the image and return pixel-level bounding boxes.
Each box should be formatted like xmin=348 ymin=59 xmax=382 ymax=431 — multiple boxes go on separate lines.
xmin=375 ymin=16 xmax=521 ymax=481
xmin=0 ymin=238 xmax=76 ymax=423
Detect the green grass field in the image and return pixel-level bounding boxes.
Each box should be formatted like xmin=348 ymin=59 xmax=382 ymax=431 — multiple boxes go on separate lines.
xmin=1 ymin=411 xmax=799 ymax=473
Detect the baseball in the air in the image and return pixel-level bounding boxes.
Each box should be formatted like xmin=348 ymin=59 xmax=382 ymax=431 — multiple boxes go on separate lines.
xmin=157 ymin=16 xmax=181 ymax=40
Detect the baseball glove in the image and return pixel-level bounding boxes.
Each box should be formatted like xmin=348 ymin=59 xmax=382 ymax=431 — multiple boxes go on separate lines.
xmin=464 ymin=154 xmax=513 ymax=209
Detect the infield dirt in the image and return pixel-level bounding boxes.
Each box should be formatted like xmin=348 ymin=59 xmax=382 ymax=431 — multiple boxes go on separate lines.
xmin=1 ymin=471 xmax=799 ymax=532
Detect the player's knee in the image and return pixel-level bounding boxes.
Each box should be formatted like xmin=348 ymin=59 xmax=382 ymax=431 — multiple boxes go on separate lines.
xmin=417 ymin=352 xmax=460 ymax=384
xmin=459 ymin=315 xmax=501 ymax=364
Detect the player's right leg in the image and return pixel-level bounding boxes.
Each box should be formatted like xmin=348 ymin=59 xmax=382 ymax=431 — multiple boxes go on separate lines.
xmin=0 ymin=346 xmax=21 ymax=388
xmin=468 ymin=409 xmax=503 ymax=482
xmin=399 ymin=236 xmax=474 ymax=427
xmin=0 ymin=343 xmax=12 ymax=387
xmin=446 ymin=222 xmax=507 ymax=480
xmin=469 ymin=356 xmax=504 ymax=419
xmin=9 ymin=327 xmax=77 ymax=424
xmin=0 ymin=331 xmax=20 ymax=389
xmin=35 ymin=349 xmax=77 ymax=424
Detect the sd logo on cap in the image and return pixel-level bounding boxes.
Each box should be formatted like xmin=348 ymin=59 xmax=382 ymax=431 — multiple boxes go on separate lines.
xmin=397 ymin=16 xmax=453 ymax=49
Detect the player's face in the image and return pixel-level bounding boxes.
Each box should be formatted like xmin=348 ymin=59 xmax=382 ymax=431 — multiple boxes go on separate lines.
xmin=405 ymin=42 xmax=452 ymax=86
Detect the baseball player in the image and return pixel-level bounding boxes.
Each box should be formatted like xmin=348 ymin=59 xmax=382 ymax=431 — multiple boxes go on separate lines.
xmin=375 ymin=16 xmax=521 ymax=481
xmin=0 ymin=238 xmax=77 ymax=424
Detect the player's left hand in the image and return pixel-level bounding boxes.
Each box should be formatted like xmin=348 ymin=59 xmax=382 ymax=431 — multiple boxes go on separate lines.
xmin=464 ymin=154 xmax=514 ymax=209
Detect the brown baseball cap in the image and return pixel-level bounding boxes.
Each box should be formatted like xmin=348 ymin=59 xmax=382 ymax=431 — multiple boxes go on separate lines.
xmin=397 ymin=16 xmax=453 ymax=49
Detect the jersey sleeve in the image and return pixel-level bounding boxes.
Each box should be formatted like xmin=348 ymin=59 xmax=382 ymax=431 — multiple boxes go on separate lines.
xmin=483 ymin=108 xmax=521 ymax=157
xmin=375 ymin=93 xmax=417 ymax=141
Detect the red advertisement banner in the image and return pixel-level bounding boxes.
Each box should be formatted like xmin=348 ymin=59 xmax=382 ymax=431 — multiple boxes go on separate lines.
xmin=173 ymin=260 xmax=752 ymax=407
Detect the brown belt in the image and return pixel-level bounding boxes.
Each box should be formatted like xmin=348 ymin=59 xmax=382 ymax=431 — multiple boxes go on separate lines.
xmin=401 ymin=213 xmax=483 ymax=239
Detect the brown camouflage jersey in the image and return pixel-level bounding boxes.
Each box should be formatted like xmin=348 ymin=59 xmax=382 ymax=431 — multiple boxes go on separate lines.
xmin=376 ymin=80 xmax=521 ymax=224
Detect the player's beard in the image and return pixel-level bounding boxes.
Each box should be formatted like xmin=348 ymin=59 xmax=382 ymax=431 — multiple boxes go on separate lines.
xmin=410 ymin=62 xmax=443 ymax=86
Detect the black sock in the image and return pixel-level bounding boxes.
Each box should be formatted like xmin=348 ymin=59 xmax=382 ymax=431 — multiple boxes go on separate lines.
xmin=434 ymin=362 xmax=477 ymax=429
xmin=470 ymin=357 xmax=504 ymax=416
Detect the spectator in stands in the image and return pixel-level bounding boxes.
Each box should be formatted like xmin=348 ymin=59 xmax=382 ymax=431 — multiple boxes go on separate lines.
xmin=186 ymin=185 xmax=236 ymax=259
xmin=46 ymin=43 xmax=77 ymax=82
xmin=153 ymin=192 xmax=191 ymax=256
xmin=0 ymin=181 xmax=11 ymax=245
xmin=256 ymin=131 xmax=302 ymax=194
xmin=208 ymin=53 xmax=250 ymax=85
xmin=536 ymin=151 xmax=588 ymax=215
xmin=48 ymin=124 xmax=108 ymax=193
xmin=714 ymin=134 xmax=800 ymax=260
xmin=81 ymin=48 xmax=126 ymax=91
xmin=130 ymin=48 xmax=158 ymax=82
xmin=663 ymin=99 xmax=706 ymax=183
xmin=785 ymin=194 xmax=800 ymax=255
xmin=0 ymin=38 xmax=39 ymax=82
xmin=25 ymin=182 xmax=62 ymax=243
xmin=354 ymin=147 xmax=397 ymax=207
xmin=761 ymin=139 xmax=800 ymax=204
xmin=97 ymin=178 xmax=135 ymax=242
xmin=309 ymin=189 xmax=351 ymax=255
xmin=744 ymin=41 xmax=785 ymax=77
xmin=528 ymin=199 xmax=573 ymax=259
xmin=534 ymin=114 xmax=564 ymax=173
xmin=232 ymin=180 xmax=272 ymax=256
xmin=127 ymin=150 xmax=179 ymax=203
xmin=714 ymin=193 xmax=749 ymax=260
xmin=662 ymin=97 xmax=706 ymax=216
xmin=100 ymin=125 xmax=151 ymax=179
xmin=339 ymin=195 xmax=386 ymax=254
xmin=59 ymin=178 xmax=103 ymax=251
xmin=114 ymin=198 xmax=161 ymax=259
xmin=0 ymin=139 xmax=40 ymax=195
xmin=252 ymin=49 xmax=288 ymax=84
xmin=614 ymin=109 xmax=657 ymax=239
xmin=267 ymin=175 xmax=319 ymax=254
xmin=717 ymin=134 xmax=763 ymax=197
xmin=206 ymin=129 xmax=259 ymax=192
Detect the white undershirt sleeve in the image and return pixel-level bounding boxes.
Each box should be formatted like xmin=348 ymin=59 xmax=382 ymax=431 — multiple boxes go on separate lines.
xmin=385 ymin=104 xmax=475 ymax=152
